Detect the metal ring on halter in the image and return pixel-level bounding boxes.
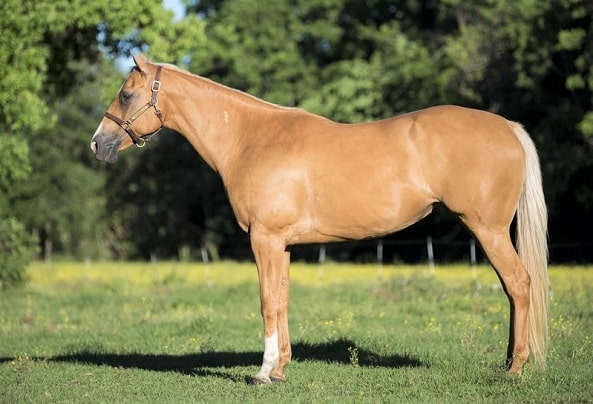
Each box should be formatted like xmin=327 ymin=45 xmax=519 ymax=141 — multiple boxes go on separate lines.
xmin=135 ymin=125 xmax=164 ymax=148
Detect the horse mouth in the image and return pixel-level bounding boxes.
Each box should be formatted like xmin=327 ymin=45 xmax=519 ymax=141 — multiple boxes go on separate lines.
xmin=91 ymin=140 xmax=119 ymax=163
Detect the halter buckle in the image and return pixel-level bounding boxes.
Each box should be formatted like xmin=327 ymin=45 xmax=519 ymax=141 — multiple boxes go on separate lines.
xmin=152 ymin=80 xmax=161 ymax=92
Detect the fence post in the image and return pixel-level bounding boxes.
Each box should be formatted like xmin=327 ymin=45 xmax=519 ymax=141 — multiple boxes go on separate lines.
xmin=377 ymin=239 xmax=384 ymax=278
xmin=150 ymin=252 xmax=158 ymax=283
xmin=470 ymin=238 xmax=477 ymax=280
xmin=427 ymin=236 xmax=435 ymax=275
xmin=318 ymin=244 xmax=326 ymax=265
xmin=317 ymin=244 xmax=326 ymax=280
xmin=201 ymin=245 xmax=213 ymax=287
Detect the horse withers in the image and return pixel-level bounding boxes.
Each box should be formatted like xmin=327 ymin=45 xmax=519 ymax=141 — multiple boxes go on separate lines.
xmin=91 ymin=54 xmax=548 ymax=384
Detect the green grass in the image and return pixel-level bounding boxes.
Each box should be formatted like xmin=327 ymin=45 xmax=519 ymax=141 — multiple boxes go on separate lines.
xmin=1 ymin=262 xmax=591 ymax=402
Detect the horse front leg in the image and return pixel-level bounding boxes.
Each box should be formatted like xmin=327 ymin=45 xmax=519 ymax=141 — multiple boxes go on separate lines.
xmin=250 ymin=231 xmax=292 ymax=384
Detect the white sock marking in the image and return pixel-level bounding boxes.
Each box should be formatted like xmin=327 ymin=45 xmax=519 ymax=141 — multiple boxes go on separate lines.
xmin=254 ymin=331 xmax=278 ymax=382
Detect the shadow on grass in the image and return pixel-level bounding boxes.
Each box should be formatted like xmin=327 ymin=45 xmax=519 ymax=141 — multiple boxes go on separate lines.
xmin=0 ymin=338 xmax=424 ymax=382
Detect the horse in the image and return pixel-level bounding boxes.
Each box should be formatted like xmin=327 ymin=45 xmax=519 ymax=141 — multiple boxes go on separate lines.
xmin=91 ymin=54 xmax=548 ymax=384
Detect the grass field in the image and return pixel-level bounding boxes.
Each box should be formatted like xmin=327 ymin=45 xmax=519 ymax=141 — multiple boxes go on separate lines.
xmin=1 ymin=261 xmax=591 ymax=402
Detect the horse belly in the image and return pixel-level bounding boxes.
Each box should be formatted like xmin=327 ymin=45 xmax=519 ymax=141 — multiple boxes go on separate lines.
xmin=292 ymin=137 xmax=435 ymax=243
xmin=293 ymin=176 xmax=435 ymax=244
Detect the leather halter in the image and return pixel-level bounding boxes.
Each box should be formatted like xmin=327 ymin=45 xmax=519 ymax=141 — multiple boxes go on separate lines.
xmin=104 ymin=65 xmax=164 ymax=147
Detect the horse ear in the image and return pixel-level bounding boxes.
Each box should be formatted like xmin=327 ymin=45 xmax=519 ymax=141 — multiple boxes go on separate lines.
xmin=132 ymin=53 xmax=149 ymax=73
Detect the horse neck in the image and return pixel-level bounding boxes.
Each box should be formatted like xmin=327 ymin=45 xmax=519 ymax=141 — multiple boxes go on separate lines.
xmin=161 ymin=68 xmax=285 ymax=175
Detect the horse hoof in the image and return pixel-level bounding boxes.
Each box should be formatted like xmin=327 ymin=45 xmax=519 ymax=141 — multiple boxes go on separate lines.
xmin=506 ymin=367 xmax=523 ymax=377
xmin=506 ymin=357 xmax=527 ymax=376
xmin=270 ymin=375 xmax=286 ymax=383
xmin=248 ymin=377 xmax=271 ymax=385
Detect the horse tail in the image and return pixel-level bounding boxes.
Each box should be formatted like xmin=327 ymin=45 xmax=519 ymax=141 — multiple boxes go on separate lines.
xmin=510 ymin=121 xmax=549 ymax=368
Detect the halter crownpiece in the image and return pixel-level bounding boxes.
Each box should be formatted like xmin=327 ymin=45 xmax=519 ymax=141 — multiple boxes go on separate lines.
xmin=104 ymin=65 xmax=164 ymax=147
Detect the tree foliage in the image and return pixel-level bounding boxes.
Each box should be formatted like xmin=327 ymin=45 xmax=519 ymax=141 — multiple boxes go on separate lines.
xmin=1 ymin=0 xmax=592 ymax=267
xmin=0 ymin=0 xmax=204 ymax=271
xmin=0 ymin=217 xmax=37 ymax=289
xmin=0 ymin=137 xmax=35 ymax=288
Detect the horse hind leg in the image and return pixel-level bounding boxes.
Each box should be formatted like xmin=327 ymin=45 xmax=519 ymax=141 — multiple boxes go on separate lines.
xmin=464 ymin=221 xmax=531 ymax=374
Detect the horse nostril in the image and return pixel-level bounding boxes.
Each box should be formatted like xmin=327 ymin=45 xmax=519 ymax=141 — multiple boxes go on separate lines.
xmin=90 ymin=141 xmax=97 ymax=154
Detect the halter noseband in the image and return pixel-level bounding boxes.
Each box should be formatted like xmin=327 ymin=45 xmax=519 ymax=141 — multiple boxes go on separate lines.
xmin=104 ymin=65 xmax=164 ymax=147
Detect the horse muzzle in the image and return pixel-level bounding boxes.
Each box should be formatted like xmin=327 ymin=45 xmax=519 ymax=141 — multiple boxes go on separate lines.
xmin=91 ymin=128 xmax=120 ymax=164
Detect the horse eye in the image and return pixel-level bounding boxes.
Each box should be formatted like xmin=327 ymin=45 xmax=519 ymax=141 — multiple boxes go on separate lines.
xmin=119 ymin=91 xmax=134 ymax=104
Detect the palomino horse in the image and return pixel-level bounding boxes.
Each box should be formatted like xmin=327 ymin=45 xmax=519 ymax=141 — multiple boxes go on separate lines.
xmin=91 ymin=55 xmax=548 ymax=384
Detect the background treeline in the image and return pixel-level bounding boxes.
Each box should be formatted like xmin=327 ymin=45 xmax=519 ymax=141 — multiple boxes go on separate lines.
xmin=1 ymin=0 xmax=593 ymax=275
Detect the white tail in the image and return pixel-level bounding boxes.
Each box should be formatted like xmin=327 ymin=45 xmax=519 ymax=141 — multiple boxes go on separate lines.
xmin=511 ymin=122 xmax=549 ymax=367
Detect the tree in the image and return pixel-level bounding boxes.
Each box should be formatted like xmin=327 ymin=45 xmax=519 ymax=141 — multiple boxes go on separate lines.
xmin=12 ymin=60 xmax=116 ymax=260
xmin=0 ymin=0 xmax=205 ymax=264
xmin=0 ymin=138 xmax=36 ymax=288
xmin=3 ymin=0 xmax=593 ymax=265
xmin=0 ymin=0 xmax=46 ymax=283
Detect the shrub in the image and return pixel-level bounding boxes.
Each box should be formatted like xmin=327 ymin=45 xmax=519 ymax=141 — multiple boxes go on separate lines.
xmin=0 ymin=216 xmax=37 ymax=289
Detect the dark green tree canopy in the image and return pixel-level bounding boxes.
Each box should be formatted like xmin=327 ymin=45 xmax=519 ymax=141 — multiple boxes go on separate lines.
xmin=1 ymin=0 xmax=592 ymax=265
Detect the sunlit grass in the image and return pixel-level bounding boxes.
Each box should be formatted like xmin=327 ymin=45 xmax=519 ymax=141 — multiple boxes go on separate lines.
xmin=2 ymin=261 xmax=591 ymax=402
xmin=30 ymin=260 xmax=589 ymax=285
xmin=28 ymin=260 xmax=507 ymax=289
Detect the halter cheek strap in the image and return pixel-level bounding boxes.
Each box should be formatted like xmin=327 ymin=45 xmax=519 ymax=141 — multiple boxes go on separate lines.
xmin=104 ymin=65 xmax=164 ymax=147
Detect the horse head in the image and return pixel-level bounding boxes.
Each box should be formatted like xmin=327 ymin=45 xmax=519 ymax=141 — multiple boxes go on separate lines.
xmin=91 ymin=54 xmax=165 ymax=163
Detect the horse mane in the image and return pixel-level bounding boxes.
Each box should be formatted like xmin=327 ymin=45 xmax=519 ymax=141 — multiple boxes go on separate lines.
xmin=154 ymin=62 xmax=299 ymax=112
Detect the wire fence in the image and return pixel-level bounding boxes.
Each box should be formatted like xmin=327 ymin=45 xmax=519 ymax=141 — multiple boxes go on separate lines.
xmin=205 ymin=237 xmax=593 ymax=266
